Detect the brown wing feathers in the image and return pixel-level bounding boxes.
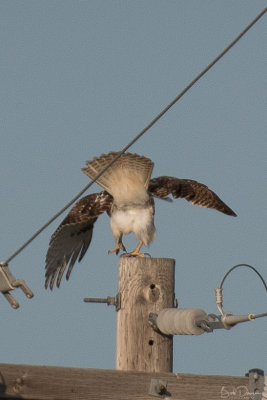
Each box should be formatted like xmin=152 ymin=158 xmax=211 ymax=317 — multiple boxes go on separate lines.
xmin=149 ymin=176 xmax=236 ymax=217
xmin=45 ymin=191 xmax=112 ymax=290
xmin=45 ymin=154 xmax=236 ymax=290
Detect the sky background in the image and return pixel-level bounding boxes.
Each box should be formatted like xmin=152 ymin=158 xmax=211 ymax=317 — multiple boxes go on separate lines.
xmin=0 ymin=1 xmax=266 ymax=377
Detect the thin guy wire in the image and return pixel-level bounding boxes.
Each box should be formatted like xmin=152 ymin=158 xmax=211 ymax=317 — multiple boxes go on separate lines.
xmin=3 ymin=8 xmax=267 ymax=265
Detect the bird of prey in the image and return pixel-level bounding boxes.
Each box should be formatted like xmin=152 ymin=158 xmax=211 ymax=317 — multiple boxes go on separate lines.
xmin=45 ymin=152 xmax=236 ymax=289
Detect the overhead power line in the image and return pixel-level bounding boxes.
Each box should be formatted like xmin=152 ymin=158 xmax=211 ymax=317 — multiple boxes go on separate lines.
xmin=3 ymin=7 xmax=266 ymax=265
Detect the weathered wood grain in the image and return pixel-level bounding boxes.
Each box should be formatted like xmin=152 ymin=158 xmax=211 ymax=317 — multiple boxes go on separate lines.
xmin=0 ymin=363 xmax=249 ymax=400
xmin=116 ymin=257 xmax=175 ymax=372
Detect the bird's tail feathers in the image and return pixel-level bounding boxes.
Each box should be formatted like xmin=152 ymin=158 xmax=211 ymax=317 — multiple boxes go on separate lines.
xmin=82 ymin=152 xmax=154 ymax=197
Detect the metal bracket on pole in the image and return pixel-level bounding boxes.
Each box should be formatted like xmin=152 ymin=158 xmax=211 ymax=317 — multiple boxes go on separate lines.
xmin=0 ymin=262 xmax=34 ymax=309
xmin=149 ymin=379 xmax=170 ymax=398
xmin=246 ymin=369 xmax=264 ymax=400
xmin=83 ymin=293 xmax=121 ymax=311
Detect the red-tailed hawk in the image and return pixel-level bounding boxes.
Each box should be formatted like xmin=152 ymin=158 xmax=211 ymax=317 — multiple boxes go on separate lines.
xmin=45 ymin=152 xmax=236 ymax=289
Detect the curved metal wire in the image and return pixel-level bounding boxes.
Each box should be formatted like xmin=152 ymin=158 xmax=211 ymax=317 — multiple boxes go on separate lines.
xmin=219 ymin=263 xmax=267 ymax=292
xmin=215 ymin=264 xmax=266 ymax=315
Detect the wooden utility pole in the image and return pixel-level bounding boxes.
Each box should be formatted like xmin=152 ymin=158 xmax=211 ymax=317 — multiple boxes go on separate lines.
xmin=0 ymin=257 xmax=254 ymax=399
xmin=116 ymin=257 xmax=175 ymax=372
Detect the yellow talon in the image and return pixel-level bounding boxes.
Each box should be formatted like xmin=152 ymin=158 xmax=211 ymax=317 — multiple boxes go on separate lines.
xmin=108 ymin=235 xmax=126 ymax=255
xmin=122 ymin=241 xmax=149 ymax=258
xmin=123 ymin=251 xmax=147 ymax=258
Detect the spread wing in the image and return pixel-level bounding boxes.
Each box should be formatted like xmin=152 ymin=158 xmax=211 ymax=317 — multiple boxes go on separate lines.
xmin=45 ymin=191 xmax=113 ymax=290
xmin=148 ymin=176 xmax=236 ymax=216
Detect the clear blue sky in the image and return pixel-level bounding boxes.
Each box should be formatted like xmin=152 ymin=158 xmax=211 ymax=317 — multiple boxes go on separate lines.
xmin=0 ymin=1 xmax=266 ymax=376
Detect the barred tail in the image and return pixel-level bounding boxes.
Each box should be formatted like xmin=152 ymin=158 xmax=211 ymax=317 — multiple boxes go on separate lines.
xmin=82 ymin=152 xmax=154 ymax=196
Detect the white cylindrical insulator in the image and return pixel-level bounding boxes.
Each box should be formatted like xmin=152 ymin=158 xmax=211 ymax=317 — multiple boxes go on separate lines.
xmin=262 ymin=375 xmax=267 ymax=399
xmin=156 ymin=308 xmax=207 ymax=335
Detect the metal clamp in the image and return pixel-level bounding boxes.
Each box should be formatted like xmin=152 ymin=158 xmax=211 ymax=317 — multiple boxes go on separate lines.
xmin=196 ymin=312 xmax=267 ymax=332
xmin=0 ymin=262 xmax=34 ymax=309
xmin=149 ymin=379 xmax=170 ymax=398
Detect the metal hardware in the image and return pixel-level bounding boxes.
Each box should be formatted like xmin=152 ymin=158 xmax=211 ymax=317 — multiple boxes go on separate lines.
xmin=149 ymin=313 xmax=160 ymax=332
xmin=173 ymin=298 xmax=178 ymax=308
xmin=0 ymin=262 xmax=34 ymax=309
xmin=149 ymin=309 xmax=267 ymax=335
xmin=215 ymin=287 xmax=224 ymax=315
xmin=84 ymin=293 xmax=121 ymax=311
xmin=149 ymin=312 xmax=173 ymax=337
xmin=199 ymin=312 xmax=267 ymax=331
xmin=149 ymin=379 xmax=169 ymax=398
xmin=197 ymin=312 xmax=267 ymax=332
xmin=215 ymin=264 xmax=267 ymax=316
xmin=246 ymin=369 xmax=264 ymax=400
xmin=261 ymin=374 xmax=267 ymax=399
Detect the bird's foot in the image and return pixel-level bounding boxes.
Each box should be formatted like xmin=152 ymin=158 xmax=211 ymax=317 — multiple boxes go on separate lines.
xmin=121 ymin=241 xmax=150 ymax=258
xmin=108 ymin=241 xmax=126 ymax=255
xmin=122 ymin=251 xmax=151 ymax=258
